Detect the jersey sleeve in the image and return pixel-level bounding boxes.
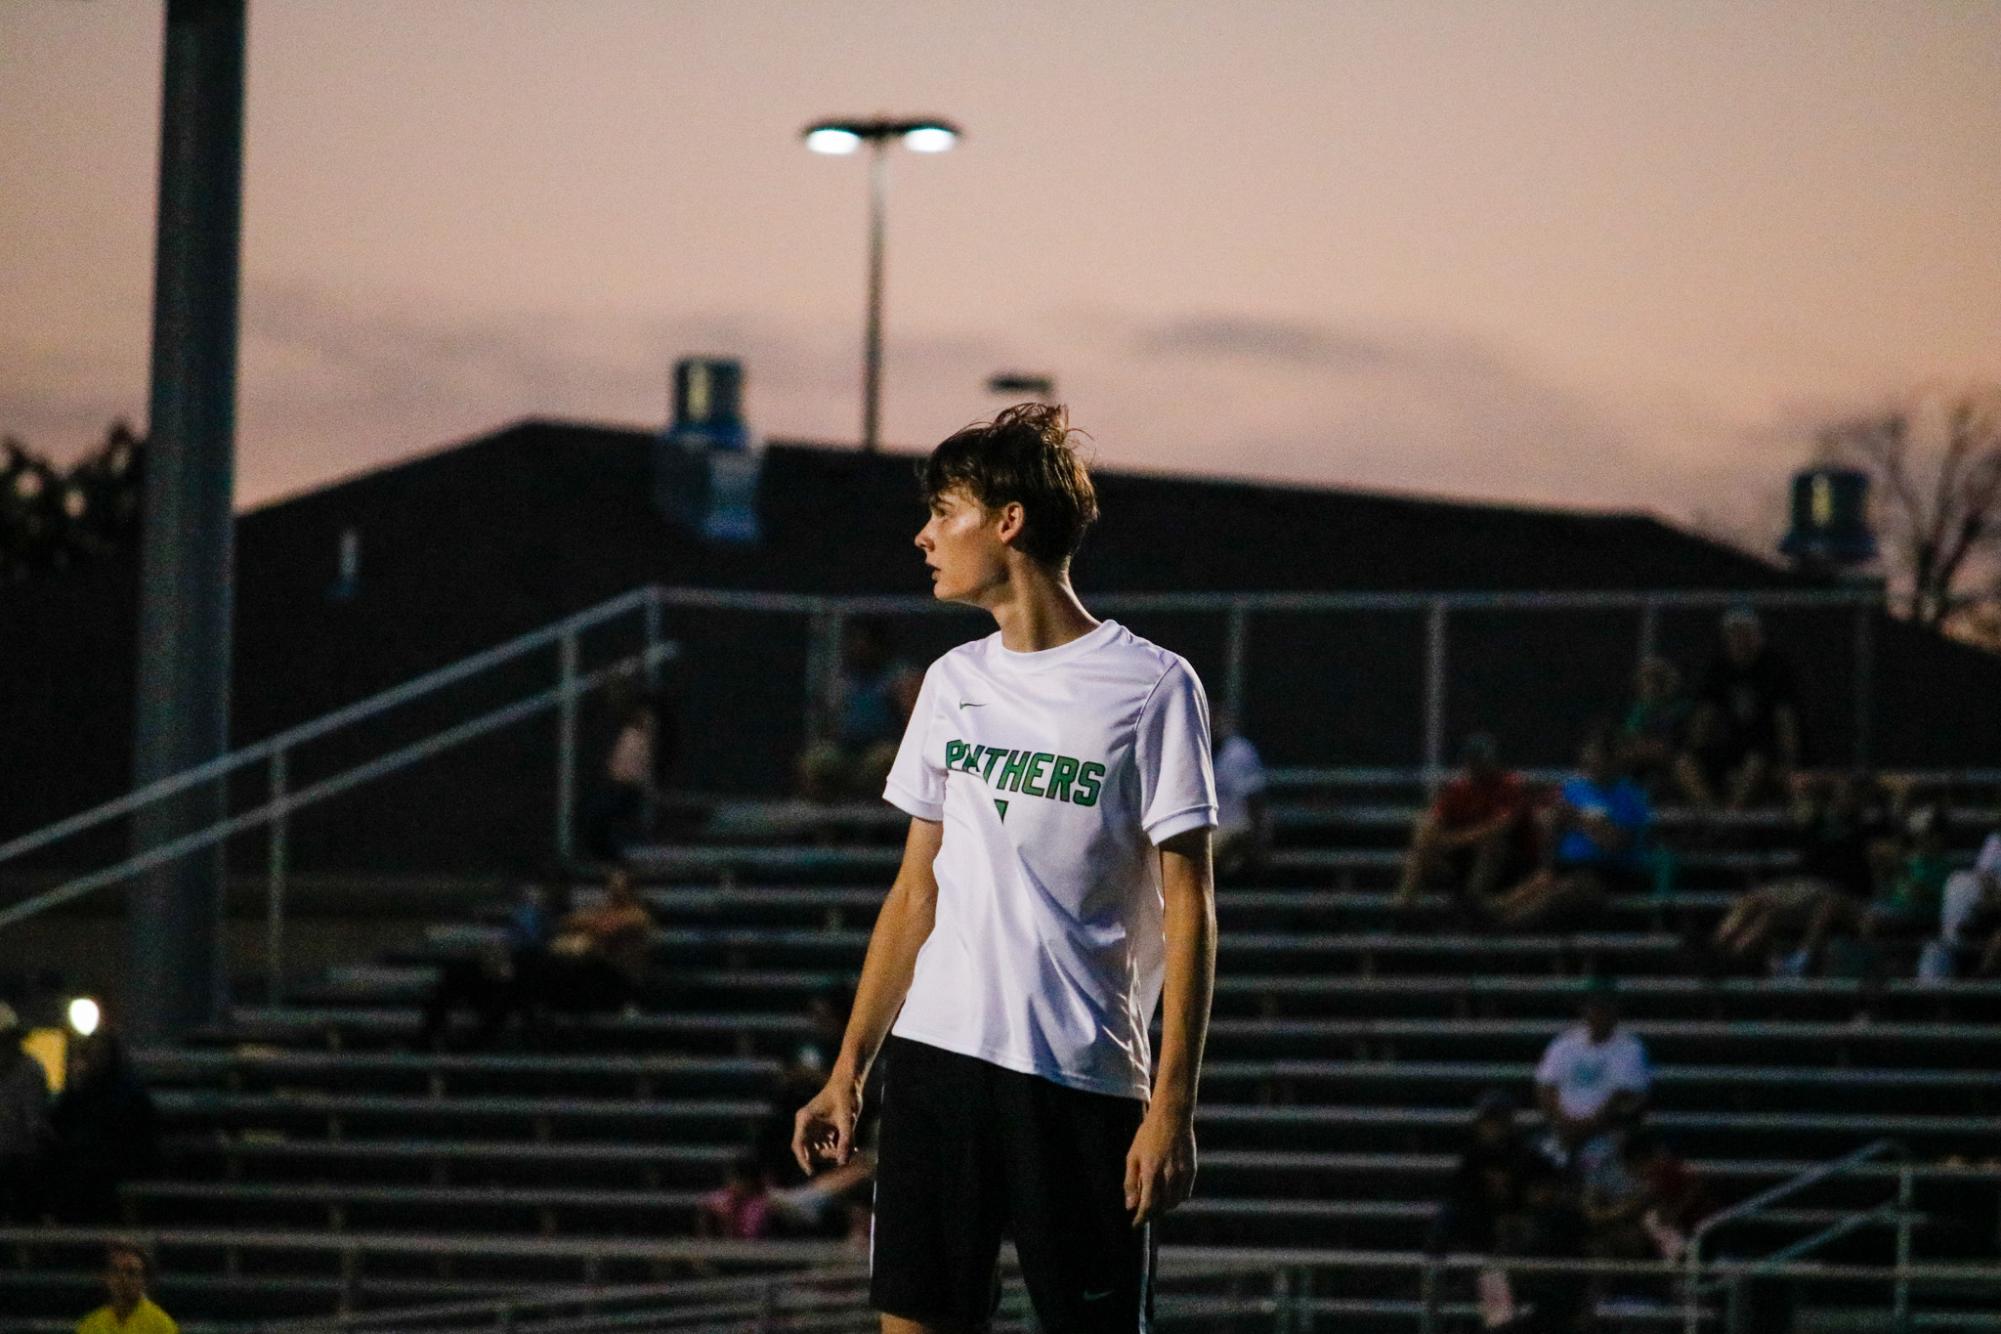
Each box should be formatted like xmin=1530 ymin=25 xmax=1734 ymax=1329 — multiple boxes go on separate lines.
xmin=1135 ymin=657 xmax=1219 ymax=845
xmin=883 ymin=662 xmax=946 ymax=822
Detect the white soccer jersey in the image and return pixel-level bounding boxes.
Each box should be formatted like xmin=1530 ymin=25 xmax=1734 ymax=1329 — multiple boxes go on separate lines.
xmin=883 ymin=619 xmax=1218 ymax=1100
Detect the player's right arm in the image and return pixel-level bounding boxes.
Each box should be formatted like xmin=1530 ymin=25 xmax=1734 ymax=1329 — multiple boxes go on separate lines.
xmin=791 ymin=815 xmax=943 ymax=1173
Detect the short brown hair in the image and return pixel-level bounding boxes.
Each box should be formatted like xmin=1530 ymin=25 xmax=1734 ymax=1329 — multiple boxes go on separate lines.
xmin=106 ymin=1242 xmax=152 ymax=1279
xmin=920 ymin=403 xmax=1099 ymax=565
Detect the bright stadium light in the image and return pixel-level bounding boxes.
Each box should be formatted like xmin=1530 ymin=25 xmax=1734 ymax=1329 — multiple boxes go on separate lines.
xmin=902 ymin=124 xmax=957 ymax=153
xmin=804 ymin=126 xmax=862 ymax=155
xmin=68 ymin=996 xmax=102 ymax=1038
xmin=799 ymin=116 xmax=963 ymax=452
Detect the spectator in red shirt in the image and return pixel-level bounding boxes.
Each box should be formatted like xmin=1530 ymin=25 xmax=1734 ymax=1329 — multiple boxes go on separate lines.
xmin=699 ymin=1155 xmax=775 ymax=1240
xmin=1394 ymin=734 xmax=1542 ymax=917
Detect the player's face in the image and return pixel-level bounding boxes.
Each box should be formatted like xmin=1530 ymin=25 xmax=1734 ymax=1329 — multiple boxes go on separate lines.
xmin=916 ymin=487 xmax=1008 ymax=604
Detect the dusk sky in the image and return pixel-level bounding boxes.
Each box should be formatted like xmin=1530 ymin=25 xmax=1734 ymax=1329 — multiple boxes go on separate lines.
xmin=4 ymin=2 xmax=1997 ymax=539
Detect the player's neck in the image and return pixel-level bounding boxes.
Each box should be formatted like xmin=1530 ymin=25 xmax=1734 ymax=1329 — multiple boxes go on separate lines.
xmin=987 ymin=565 xmax=1097 ymax=654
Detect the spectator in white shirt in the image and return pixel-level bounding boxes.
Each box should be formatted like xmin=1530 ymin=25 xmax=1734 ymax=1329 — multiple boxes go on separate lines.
xmin=1212 ymin=707 xmax=1269 ymax=880
xmin=1940 ymin=830 xmax=2001 ymax=978
xmin=1535 ymin=979 xmax=1650 ymax=1172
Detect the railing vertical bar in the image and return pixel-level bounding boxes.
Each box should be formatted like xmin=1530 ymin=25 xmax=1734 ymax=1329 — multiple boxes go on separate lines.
xmin=1225 ymin=600 xmax=1249 ymax=724
xmin=266 ymin=749 xmax=289 ymax=1006
xmin=643 ymin=589 xmax=663 ymax=692
xmin=1853 ymin=600 xmax=1876 ymax=769
xmin=556 ymin=632 xmax=579 ymax=861
xmin=1423 ymin=600 xmax=1448 ymax=793
xmin=1895 ymin=1161 xmax=1913 ymax=1327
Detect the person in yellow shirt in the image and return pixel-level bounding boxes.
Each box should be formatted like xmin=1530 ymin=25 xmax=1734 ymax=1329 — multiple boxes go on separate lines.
xmin=75 ymin=1243 xmax=177 ymax=1334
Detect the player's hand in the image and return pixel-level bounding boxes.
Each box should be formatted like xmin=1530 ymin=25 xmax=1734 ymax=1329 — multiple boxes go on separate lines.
xmin=1124 ymin=1100 xmax=1196 ymax=1227
xmin=792 ymin=1068 xmax=863 ymax=1175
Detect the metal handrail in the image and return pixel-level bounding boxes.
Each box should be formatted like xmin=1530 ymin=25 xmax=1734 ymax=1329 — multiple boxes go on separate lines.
xmin=0 ymin=584 xmax=674 ymax=1004
xmin=1683 ymin=1138 xmax=1912 ymax=1334
xmin=0 ymin=580 xmax=1926 ymax=980
xmin=0 ymin=649 xmax=666 ymax=931
xmin=3 ymin=1230 xmax=1992 ymax=1333
xmin=0 ymin=586 xmax=656 ymax=869
xmin=1 ymin=580 xmax=1897 ymax=883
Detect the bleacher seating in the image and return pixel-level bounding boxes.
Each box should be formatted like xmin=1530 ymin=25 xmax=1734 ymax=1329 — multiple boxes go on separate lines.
xmin=3 ymin=782 xmax=1997 ymax=1330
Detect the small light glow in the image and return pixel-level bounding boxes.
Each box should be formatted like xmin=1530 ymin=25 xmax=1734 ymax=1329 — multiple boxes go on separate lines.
xmin=805 ymin=127 xmax=862 ymax=155
xmin=68 ymin=997 xmax=101 ymax=1038
xmin=902 ymin=126 xmax=957 ymax=153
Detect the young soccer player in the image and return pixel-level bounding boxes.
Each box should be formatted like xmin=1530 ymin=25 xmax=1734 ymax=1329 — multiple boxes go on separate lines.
xmin=793 ymin=404 xmax=1218 ymax=1334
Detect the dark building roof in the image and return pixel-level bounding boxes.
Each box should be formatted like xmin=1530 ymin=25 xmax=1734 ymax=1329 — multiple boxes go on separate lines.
xmin=249 ymin=417 xmax=1795 ymax=604
xmin=4 ymin=417 xmax=1996 ymax=873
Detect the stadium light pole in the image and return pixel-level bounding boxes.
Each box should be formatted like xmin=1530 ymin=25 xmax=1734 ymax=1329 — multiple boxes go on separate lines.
xmin=802 ymin=117 xmax=960 ymax=453
xmin=130 ymin=0 xmax=246 ymax=1040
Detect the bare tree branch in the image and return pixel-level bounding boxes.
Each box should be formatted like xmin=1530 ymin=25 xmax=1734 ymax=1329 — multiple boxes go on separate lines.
xmin=1815 ymin=385 xmax=2001 ymax=634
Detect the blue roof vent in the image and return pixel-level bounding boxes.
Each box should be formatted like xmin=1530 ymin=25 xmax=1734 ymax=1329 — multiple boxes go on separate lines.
xmin=655 ymin=357 xmax=761 ymax=544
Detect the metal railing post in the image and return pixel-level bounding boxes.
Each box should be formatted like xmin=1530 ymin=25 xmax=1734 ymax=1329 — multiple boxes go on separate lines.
xmin=1895 ymin=1161 xmax=1913 ymax=1328
xmin=266 ymin=748 xmax=289 ymax=1005
xmin=1416 ymin=1257 xmax=1438 ymax=1334
xmin=1423 ymin=599 xmax=1448 ymax=793
xmin=1271 ymin=1266 xmax=1293 ymax=1334
xmin=804 ymin=607 xmax=846 ymax=744
xmin=1225 ymin=600 xmax=1249 ymax=724
xmin=556 ymin=632 xmax=579 ymax=860
xmin=1638 ymin=598 xmax=1659 ymax=670
xmin=1684 ymin=1233 xmax=1705 ymax=1334
xmin=1853 ymin=600 xmax=1875 ymax=769
xmin=339 ymin=1241 xmax=358 ymax=1314
xmin=643 ymin=588 xmax=663 ymax=691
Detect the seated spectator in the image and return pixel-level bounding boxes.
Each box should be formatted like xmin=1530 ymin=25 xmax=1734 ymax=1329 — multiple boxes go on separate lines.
xmin=1940 ymin=827 xmax=2001 ymax=978
xmin=534 ymin=869 xmax=654 ymax=1016
xmin=1427 ymin=1089 xmax=1543 ymax=1256
xmin=698 ymin=1155 xmax=774 ymax=1240
xmin=421 ymin=882 xmax=555 ymax=1048
xmin=1620 ymin=656 xmax=1691 ymax=794
xmin=0 ymin=1003 xmax=50 ymax=1224
xmin=45 ymin=1029 xmax=157 ymax=1225
xmin=1211 ymin=707 xmax=1270 ymax=881
xmin=798 ymin=619 xmax=922 ymax=804
xmin=1490 ymin=1152 xmax=1591 ymax=1334
xmin=1857 ymin=801 xmax=1954 ymax=957
xmin=1675 ymin=607 xmax=1800 ymax=812
xmin=76 ymin=1243 xmax=177 ymax=1334
xmin=1585 ymin=1127 xmax=1710 ymax=1265
xmin=1488 ymin=727 xmax=1650 ymax=931
xmin=1393 ymin=733 xmax=1542 ymax=915
xmin=1534 ymin=979 xmax=1650 ymax=1176
xmin=584 ymin=683 xmax=671 ymax=860
xmin=1711 ymin=771 xmax=1891 ymax=972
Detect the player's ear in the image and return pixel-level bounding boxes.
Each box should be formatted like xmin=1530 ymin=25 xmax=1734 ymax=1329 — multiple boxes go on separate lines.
xmin=995 ymin=501 xmax=1027 ymax=546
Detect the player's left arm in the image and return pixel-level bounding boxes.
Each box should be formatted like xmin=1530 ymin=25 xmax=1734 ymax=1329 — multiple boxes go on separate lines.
xmin=1126 ymin=826 xmax=1216 ymax=1227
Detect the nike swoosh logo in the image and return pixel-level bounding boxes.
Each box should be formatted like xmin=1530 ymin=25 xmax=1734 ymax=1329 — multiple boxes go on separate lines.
xmin=958 ymin=700 xmax=988 ymax=709
xmin=1081 ymin=1289 xmax=1116 ymax=1303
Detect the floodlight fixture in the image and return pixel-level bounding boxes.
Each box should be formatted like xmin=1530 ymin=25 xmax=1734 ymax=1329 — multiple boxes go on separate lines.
xmin=68 ymin=996 xmax=102 ymax=1038
xmin=799 ymin=116 xmax=964 ymax=453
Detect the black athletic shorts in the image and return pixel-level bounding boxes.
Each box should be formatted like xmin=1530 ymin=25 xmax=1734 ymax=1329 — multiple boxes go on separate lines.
xmin=870 ymin=1036 xmax=1155 ymax=1333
